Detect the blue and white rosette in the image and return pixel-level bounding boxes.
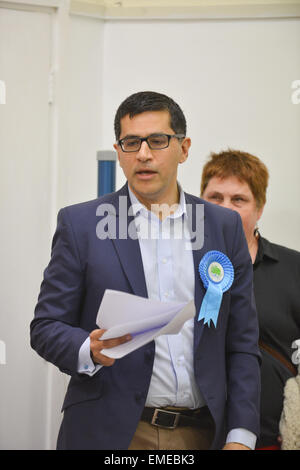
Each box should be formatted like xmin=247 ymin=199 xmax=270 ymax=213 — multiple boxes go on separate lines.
xmin=198 ymin=251 xmax=234 ymax=327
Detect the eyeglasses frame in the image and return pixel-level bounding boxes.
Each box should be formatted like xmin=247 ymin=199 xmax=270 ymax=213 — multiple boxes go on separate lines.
xmin=117 ymin=133 xmax=186 ymax=153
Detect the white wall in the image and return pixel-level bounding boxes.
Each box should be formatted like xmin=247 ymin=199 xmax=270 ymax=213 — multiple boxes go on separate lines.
xmin=0 ymin=6 xmax=53 ymax=449
xmin=57 ymin=14 xmax=104 ymax=209
xmin=101 ymin=18 xmax=300 ymax=251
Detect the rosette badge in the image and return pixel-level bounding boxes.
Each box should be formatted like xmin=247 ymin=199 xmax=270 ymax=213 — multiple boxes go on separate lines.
xmin=198 ymin=251 xmax=234 ymax=327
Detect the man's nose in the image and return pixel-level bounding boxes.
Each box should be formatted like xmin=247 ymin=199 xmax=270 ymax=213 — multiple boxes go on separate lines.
xmin=137 ymin=140 xmax=152 ymax=161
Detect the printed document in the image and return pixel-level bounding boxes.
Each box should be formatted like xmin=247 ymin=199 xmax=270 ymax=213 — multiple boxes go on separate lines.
xmin=96 ymin=289 xmax=195 ymax=358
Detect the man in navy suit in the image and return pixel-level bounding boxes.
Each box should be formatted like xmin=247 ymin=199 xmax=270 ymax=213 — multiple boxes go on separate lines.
xmin=30 ymin=91 xmax=260 ymax=450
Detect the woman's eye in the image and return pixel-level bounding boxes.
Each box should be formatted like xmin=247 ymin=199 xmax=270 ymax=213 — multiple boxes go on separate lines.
xmin=233 ymin=197 xmax=244 ymax=202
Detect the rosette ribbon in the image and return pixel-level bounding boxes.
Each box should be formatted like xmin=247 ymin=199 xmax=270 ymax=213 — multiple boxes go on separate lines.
xmin=198 ymin=250 xmax=234 ymax=327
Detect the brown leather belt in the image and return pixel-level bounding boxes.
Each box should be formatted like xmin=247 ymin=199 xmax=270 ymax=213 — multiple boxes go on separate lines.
xmin=141 ymin=406 xmax=209 ymax=429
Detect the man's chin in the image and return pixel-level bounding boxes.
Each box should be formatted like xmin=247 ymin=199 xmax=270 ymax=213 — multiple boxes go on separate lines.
xmin=129 ymin=182 xmax=161 ymax=204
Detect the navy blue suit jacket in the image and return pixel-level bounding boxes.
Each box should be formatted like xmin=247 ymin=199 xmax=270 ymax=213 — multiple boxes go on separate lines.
xmin=30 ymin=184 xmax=260 ymax=450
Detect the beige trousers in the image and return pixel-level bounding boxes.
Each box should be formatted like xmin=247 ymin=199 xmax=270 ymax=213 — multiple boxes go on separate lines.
xmin=128 ymin=410 xmax=215 ymax=450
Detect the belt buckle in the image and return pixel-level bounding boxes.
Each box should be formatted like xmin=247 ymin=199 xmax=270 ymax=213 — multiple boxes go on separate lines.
xmin=151 ymin=408 xmax=180 ymax=429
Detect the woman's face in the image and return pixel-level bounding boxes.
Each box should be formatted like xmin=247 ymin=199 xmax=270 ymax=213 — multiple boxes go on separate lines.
xmin=202 ymin=175 xmax=264 ymax=243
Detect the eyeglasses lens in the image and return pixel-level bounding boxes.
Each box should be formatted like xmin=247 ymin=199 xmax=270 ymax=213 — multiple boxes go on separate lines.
xmin=121 ymin=134 xmax=169 ymax=152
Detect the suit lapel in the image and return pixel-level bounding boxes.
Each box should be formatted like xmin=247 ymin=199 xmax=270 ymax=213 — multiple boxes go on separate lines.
xmin=108 ymin=184 xmax=148 ymax=299
xmin=184 ymin=193 xmax=209 ymax=352
xmin=192 ymin=247 xmax=207 ymax=351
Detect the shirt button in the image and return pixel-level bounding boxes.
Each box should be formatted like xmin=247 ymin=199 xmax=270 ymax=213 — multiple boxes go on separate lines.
xmin=84 ymin=364 xmax=89 ymax=370
xmin=162 ymin=258 xmax=167 ymax=264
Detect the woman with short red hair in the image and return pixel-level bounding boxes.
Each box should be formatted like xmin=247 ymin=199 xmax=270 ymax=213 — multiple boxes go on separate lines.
xmin=201 ymin=149 xmax=300 ymax=450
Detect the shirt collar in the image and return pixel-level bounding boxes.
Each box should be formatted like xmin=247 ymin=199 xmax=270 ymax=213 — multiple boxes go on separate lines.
xmin=128 ymin=184 xmax=187 ymax=220
xmin=254 ymin=234 xmax=279 ymax=266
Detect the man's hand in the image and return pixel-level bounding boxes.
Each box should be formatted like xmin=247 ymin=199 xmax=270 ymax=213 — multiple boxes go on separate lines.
xmin=223 ymin=442 xmax=251 ymax=450
xmin=90 ymin=329 xmax=132 ymax=367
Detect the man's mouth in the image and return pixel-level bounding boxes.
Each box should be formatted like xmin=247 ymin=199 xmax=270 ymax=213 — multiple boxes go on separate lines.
xmin=135 ymin=169 xmax=157 ymax=180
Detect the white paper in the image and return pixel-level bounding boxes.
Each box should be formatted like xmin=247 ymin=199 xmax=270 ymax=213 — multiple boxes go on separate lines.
xmin=96 ymin=289 xmax=195 ymax=359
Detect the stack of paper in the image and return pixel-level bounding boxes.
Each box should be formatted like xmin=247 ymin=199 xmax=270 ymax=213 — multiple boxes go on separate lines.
xmin=96 ymin=289 xmax=195 ymax=358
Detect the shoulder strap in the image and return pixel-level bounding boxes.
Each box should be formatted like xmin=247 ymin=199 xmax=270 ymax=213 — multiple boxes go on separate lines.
xmin=259 ymin=340 xmax=297 ymax=377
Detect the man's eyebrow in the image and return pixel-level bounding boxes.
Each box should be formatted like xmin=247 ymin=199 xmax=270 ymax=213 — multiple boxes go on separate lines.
xmin=121 ymin=133 xmax=164 ymax=139
xmin=120 ymin=134 xmax=140 ymax=139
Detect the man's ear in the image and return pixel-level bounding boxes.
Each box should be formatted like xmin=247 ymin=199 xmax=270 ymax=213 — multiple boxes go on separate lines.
xmin=179 ymin=137 xmax=191 ymax=164
xmin=113 ymin=143 xmax=121 ymax=166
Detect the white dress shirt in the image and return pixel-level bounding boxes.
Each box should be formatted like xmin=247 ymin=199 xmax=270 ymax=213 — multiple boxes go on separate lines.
xmin=130 ymin=187 xmax=204 ymax=409
xmin=77 ymin=185 xmax=256 ymax=449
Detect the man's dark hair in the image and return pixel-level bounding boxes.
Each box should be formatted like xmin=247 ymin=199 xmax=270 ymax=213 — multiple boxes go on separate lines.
xmin=114 ymin=91 xmax=187 ymax=140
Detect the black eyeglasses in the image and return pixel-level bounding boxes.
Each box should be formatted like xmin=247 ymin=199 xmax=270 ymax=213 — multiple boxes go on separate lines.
xmin=117 ymin=133 xmax=185 ymax=153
